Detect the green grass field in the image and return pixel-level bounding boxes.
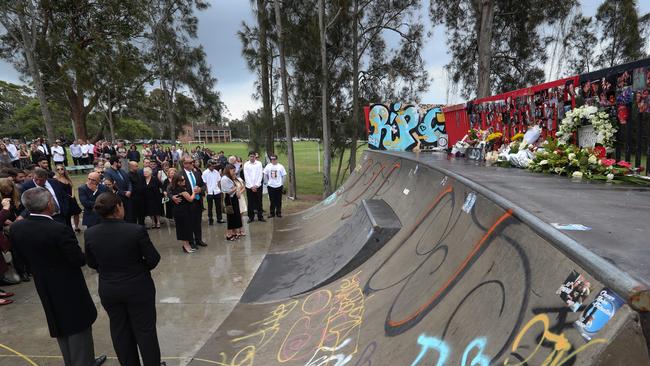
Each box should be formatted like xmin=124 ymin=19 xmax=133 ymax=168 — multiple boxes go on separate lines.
xmin=190 ymin=141 xmax=366 ymax=197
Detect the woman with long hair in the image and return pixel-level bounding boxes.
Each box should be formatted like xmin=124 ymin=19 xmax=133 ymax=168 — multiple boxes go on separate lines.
xmin=0 ymin=177 xmax=25 ymax=286
xmin=220 ymin=164 xmax=242 ymax=241
xmin=162 ymin=167 xmax=176 ymax=222
xmin=169 ymin=174 xmax=196 ymax=253
xmin=53 ymin=164 xmax=83 ymax=232
xmin=18 ymin=144 xmax=30 ymax=169
xmin=142 ymin=167 xmax=161 ymax=229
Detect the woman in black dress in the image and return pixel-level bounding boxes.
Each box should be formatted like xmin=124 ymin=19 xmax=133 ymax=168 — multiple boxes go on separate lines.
xmin=220 ymin=164 xmax=242 ymax=241
xmin=142 ymin=167 xmax=161 ymax=229
xmin=54 ymin=164 xmax=83 ymax=232
xmin=170 ymin=174 xmax=195 ymax=253
xmin=161 ymin=168 xmax=176 ymax=222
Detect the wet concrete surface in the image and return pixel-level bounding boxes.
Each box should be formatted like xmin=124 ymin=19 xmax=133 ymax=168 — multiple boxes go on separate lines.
xmin=0 ymin=217 xmax=274 ymax=366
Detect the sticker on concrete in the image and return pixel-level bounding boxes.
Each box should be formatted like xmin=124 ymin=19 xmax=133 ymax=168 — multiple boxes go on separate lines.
xmin=462 ymin=192 xmax=477 ymax=213
xmin=440 ymin=176 xmax=448 ymax=186
xmin=574 ymin=288 xmax=625 ymax=341
xmin=403 ymin=188 xmax=410 ymax=195
xmin=556 ymin=270 xmax=592 ymax=312
xmin=551 ymin=223 xmax=592 ymax=231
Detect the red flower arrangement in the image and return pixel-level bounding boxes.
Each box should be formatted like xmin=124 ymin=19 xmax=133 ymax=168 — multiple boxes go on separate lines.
xmin=616 ymin=161 xmax=632 ymax=169
xmin=593 ymin=145 xmax=606 ymax=159
xmin=601 ymin=159 xmax=616 ymax=167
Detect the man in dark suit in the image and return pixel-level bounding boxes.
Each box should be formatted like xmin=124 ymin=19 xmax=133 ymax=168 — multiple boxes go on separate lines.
xmin=176 ymin=156 xmax=206 ymax=249
xmin=9 ymin=187 xmax=106 ymax=366
xmin=127 ymin=161 xmax=146 ymax=225
xmin=21 ymin=167 xmax=70 ymax=225
xmin=85 ymin=192 xmax=162 ymax=366
xmin=104 ymin=156 xmax=132 ymax=219
xmin=78 ymin=172 xmax=107 ymax=228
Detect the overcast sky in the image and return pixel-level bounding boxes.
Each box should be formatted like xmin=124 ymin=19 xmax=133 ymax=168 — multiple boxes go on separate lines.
xmin=1 ymin=0 xmax=649 ymax=119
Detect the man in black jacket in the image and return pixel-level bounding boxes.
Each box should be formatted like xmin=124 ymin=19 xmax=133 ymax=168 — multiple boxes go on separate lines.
xmin=9 ymin=187 xmax=106 ymax=366
xmin=21 ymin=167 xmax=70 ymax=225
xmin=176 ymin=156 xmax=206 ymax=249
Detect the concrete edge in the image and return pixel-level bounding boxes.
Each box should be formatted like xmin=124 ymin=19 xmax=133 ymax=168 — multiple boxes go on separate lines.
xmin=374 ymin=150 xmax=650 ymax=312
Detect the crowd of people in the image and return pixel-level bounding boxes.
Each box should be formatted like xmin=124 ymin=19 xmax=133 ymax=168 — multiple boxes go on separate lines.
xmin=0 ymin=138 xmax=288 ymax=365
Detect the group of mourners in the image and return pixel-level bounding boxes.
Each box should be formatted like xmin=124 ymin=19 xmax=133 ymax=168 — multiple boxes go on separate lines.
xmin=0 ymin=138 xmax=288 ymax=366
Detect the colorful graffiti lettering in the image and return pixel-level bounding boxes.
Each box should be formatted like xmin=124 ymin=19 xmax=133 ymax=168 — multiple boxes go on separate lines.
xmin=503 ymin=314 xmax=608 ymax=366
xmin=221 ymin=272 xmax=366 ymax=366
xmin=368 ymin=102 xmax=448 ymax=151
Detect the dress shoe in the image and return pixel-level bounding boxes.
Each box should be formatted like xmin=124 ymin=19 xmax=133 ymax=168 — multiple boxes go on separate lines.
xmin=277 ymin=213 xmax=282 ymax=218
xmin=190 ymin=243 xmax=198 ymax=250
xmin=248 ymin=218 xmax=255 ymax=223
xmin=268 ymin=213 xmax=275 ymax=218
xmin=94 ymin=354 xmax=107 ymax=366
xmin=216 ymin=220 xmax=225 ymax=224
xmin=208 ymin=220 xmax=214 ymax=226
xmin=258 ymin=218 xmax=267 ymax=222
xmin=20 ymin=273 xmax=31 ymax=282
xmin=0 ymin=276 xmax=20 ymax=286
xmin=196 ymin=240 xmax=208 ymax=247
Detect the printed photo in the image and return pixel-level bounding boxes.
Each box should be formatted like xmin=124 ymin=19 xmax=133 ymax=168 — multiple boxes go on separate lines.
xmin=556 ymin=270 xmax=592 ymax=312
xmin=574 ymin=288 xmax=625 ymax=341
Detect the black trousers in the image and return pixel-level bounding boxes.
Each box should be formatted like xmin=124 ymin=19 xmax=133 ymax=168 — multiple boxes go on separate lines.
xmin=268 ymin=186 xmax=283 ymax=215
xmin=246 ymin=187 xmax=264 ymax=219
xmin=72 ymin=157 xmax=81 ymax=165
xmin=190 ymin=200 xmax=203 ymax=243
xmin=206 ymin=193 xmax=222 ymax=222
xmin=56 ymin=327 xmax=95 ymax=366
xmin=100 ymin=276 xmax=160 ymax=366
xmin=129 ymin=200 xmax=146 ymax=226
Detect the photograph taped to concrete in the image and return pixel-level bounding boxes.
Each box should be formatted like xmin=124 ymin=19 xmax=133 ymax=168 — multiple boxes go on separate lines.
xmin=556 ymin=270 xmax=592 ymax=312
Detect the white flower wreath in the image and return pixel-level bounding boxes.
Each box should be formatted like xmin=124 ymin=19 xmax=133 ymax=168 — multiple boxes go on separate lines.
xmin=556 ymin=105 xmax=617 ymax=148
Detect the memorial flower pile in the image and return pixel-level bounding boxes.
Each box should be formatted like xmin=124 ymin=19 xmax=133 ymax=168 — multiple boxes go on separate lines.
xmin=527 ymin=139 xmax=648 ymax=185
xmin=556 ymin=105 xmax=617 ymax=148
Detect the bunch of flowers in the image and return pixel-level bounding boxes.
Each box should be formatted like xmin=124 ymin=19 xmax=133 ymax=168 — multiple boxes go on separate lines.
xmin=527 ymin=138 xmax=648 ymax=185
xmin=556 ymin=105 xmax=617 ymax=148
xmin=511 ymin=132 xmax=525 ymax=142
xmin=466 ymin=128 xmax=481 ymax=146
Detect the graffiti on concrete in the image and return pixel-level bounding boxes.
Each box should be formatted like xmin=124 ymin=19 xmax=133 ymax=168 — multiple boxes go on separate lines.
xmin=368 ymin=102 xmax=448 ymax=151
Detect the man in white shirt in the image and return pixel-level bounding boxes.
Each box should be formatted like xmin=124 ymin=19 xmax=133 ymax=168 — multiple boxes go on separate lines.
xmin=84 ymin=140 xmax=95 ymax=164
xmin=243 ymin=151 xmax=265 ymax=222
xmin=51 ymin=140 xmax=65 ymax=166
xmin=4 ymin=138 xmax=19 ymax=167
xmin=263 ymin=154 xmax=287 ymax=218
xmin=70 ymin=140 xmax=83 ymax=165
xmin=202 ymin=160 xmax=224 ymax=225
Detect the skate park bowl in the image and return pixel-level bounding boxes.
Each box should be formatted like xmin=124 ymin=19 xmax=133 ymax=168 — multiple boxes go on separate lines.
xmin=189 ymin=150 xmax=650 ymax=365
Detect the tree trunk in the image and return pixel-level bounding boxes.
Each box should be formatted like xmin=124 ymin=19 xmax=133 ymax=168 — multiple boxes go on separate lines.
xmin=106 ymin=93 xmax=116 ymax=142
xmin=334 ymin=144 xmax=345 ymax=189
xmin=319 ymin=0 xmax=332 ymax=196
xmin=476 ymin=0 xmax=495 ymax=98
xmin=274 ymin=0 xmax=297 ymax=199
xmin=69 ymin=92 xmax=88 ymax=140
xmin=14 ymin=2 xmax=55 ymax=144
xmin=257 ymin=0 xmax=274 ymax=155
xmin=349 ymin=0 xmax=360 ymax=175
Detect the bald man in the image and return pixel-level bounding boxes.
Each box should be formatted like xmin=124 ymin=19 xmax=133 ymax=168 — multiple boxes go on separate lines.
xmin=78 ymin=172 xmax=108 ymax=228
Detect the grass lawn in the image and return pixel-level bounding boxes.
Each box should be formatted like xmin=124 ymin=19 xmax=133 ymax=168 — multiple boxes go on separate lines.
xmin=67 ymin=141 xmax=367 ymax=214
xmin=187 ymin=141 xmax=366 ymax=197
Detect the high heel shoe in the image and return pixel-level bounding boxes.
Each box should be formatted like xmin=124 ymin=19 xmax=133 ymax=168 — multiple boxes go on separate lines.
xmin=182 ymin=246 xmax=195 ymax=253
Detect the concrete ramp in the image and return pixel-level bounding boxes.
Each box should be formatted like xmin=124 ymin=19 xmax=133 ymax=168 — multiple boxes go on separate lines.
xmin=189 ymin=151 xmax=650 ymax=366
xmin=240 ymin=199 xmax=401 ymax=303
